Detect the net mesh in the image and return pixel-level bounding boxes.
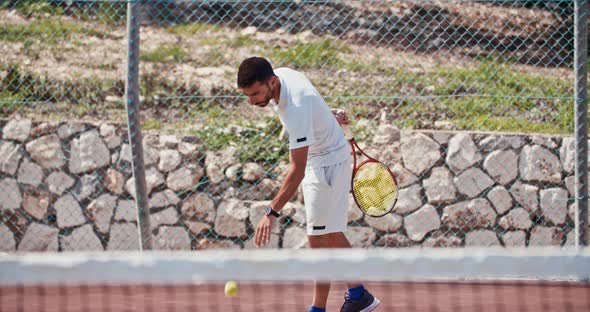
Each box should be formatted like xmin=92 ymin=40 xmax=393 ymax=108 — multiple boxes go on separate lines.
xmin=352 ymin=162 xmax=398 ymax=217
xmin=1 ymin=248 xmax=589 ymax=312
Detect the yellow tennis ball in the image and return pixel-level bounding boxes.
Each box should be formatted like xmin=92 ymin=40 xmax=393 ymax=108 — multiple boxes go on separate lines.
xmin=224 ymin=281 xmax=238 ymax=297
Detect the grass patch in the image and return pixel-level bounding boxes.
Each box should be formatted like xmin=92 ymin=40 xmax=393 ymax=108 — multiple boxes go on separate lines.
xmin=3 ymin=1 xmax=64 ymax=18
xmin=427 ymin=61 xmax=571 ymax=133
xmin=225 ymin=35 xmax=256 ymax=48
xmin=323 ymin=59 xmax=573 ymax=134
xmin=204 ymin=49 xmax=229 ymax=67
xmin=187 ymin=109 xmax=288 ymax=166
xmin=143 ymin=118 xmax=163 ymax=130
xmin=453 ymin=115 xmax=564 ymax=134
xmin=1 ymin=56 xmax=575 ymax=135
xmin=431 ymin=61 xmax=570 ymax=103
xmin=0 ymin=64 xmax=123 ymax=116
xmin=0 ymin=18 xmax=107 ymax=44
xmin=141 ymin=44 xmax=191 ymax=63
xmin=3 ymin=1 xmax=125 ymax=25
xmin=166 ymin=23 xmax=225 ymax=46
xmin=341 ymin=58 xmax=396 ymax=76
xmin=272 ymin=39 xmax=347 ymax=69
xmin=93 ymin=2 xmax=126 ymax=25
xmin=166 ymin=23 xmax=222 ymax=35
xmin=190 ymin=49 xmax=230 ymax=67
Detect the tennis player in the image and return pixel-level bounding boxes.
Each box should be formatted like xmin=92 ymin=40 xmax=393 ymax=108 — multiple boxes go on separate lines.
xmin=237 ymin=57 xmax=380 ymax=312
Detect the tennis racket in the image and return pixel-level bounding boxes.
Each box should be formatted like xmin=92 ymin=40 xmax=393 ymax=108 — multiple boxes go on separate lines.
xmin=342 ymin=124 xmax=399 ymax=217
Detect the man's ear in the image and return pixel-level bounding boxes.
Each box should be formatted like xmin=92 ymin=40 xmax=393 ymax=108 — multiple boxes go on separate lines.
xmin=270 ymin=75 xmax=278 ymax=87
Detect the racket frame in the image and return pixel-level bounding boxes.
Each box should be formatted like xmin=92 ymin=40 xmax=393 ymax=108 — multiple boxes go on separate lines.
xmin=347 ymin=137 xmax=399 ymax=218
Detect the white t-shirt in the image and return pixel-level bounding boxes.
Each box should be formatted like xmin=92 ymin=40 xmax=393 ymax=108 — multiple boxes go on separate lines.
xmin=270 ymin=68 xmax=350 ymax=168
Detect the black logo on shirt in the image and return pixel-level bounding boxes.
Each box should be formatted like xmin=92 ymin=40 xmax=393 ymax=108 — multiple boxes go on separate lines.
xmin=296 ymin=137 xmax=307 ymax=143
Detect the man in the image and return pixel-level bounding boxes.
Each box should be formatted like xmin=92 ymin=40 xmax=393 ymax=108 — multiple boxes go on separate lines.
xmin=237 ymin=56 xmax=380 ymax=312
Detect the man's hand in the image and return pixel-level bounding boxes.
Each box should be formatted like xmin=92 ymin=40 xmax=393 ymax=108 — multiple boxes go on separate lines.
xmin=254 ymin=215 xmax=275 ymax=247
xmin=331 ymin=109 xmax=350 ymax=125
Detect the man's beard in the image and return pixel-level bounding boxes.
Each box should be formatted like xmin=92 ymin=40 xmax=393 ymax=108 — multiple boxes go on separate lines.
xmin=255 ymin=83 xmax=273 ymax=107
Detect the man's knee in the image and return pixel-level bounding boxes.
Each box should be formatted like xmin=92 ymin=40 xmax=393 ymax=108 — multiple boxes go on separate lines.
xmin=307 ymin=232 xmax=347 ymax=248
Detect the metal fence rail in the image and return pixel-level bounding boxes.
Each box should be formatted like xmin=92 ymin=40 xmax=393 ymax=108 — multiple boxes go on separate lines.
xmin=0 ymin=0 xmax=586 ymax=251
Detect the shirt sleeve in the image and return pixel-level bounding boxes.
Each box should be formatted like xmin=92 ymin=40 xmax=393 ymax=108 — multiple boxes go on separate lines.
xmin=283 ymin=96 xmax=314 ymax=150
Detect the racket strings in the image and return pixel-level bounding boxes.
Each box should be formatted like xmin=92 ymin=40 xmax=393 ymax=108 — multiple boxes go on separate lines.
xmin=352 ymin=162 xmax=398 ymax=217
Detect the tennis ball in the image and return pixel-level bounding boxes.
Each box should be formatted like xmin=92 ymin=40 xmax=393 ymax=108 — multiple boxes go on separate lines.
xmin=224 ymin=281 xmax=238 ymax=297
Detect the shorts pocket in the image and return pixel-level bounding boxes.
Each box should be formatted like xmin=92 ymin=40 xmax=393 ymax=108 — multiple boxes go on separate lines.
xmin=302 ymin=167 xmax=330 ymax=188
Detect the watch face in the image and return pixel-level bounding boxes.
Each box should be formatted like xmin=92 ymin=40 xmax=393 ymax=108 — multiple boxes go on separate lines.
xmin=265 ymin=207 xmax=271 ymax=215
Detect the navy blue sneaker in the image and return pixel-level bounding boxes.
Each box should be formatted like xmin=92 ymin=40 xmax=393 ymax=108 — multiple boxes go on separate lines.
xmin=340 ymin=289 xmax=380 ymax=312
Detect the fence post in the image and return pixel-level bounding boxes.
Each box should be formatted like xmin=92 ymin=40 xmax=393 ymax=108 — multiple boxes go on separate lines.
xmin=126 ymin=0 xmax=152 ymax=250
xmin=575 ymin=0 xmax=588 ymax=247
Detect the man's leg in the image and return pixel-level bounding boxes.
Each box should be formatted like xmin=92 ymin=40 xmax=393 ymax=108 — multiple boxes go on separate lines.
xmin=308 ymin=232 xmax=362 ymax=309
xmin=304 ymin=159 xmax=362 ymax=311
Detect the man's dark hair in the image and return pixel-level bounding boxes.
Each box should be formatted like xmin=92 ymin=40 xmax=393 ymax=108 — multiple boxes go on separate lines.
xmin=237 ymin=57 xmax=275 ymax=88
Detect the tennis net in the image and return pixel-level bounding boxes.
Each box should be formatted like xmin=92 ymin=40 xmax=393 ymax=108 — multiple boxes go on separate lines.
xmin=1 ymin=247 xmax=589 ymax=312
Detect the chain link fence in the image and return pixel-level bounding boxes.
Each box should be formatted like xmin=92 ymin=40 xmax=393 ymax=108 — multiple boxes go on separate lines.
xmin=0 ymin=0 xmax=587 ymax=251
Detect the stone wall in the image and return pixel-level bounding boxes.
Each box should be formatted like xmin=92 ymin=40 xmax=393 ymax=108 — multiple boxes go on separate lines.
xmin=0 ymin=119 xmax=584 ymax=251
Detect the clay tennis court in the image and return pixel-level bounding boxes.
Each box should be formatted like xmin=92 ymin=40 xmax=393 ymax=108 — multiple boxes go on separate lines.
xmin=2 ymin=281 xmax=589 ymax=312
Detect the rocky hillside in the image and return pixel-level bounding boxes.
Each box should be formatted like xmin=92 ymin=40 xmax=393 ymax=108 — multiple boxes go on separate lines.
xmin=0 ymin=1 xmax=576 ymax=136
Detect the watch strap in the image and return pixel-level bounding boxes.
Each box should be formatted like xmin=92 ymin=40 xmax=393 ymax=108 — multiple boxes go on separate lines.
xmin=267 ymin=207 xmax=281 ymax=217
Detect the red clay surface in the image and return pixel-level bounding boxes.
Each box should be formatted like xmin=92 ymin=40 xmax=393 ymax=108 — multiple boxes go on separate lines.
xmin=1 ymin=281 xmax=589 ymax=312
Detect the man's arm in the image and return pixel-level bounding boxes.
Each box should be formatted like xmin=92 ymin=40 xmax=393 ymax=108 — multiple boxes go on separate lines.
xmin=254 ymin=146 xmax=308 ymax=247
xmin=270 ymin=146 xmax=308 ymax=212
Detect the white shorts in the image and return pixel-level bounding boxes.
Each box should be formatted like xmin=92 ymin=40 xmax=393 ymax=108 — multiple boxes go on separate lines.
xmin=301 ymin=158 xmax=353 ymax=236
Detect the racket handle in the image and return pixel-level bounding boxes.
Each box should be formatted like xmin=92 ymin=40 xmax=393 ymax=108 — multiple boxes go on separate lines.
xmin=341 ymin=124 xmax=354 ymax=141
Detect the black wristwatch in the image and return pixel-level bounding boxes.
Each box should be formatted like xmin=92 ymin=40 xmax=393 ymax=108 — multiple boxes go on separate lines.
xmin=265 ymin=207 xmax=281 ymax=218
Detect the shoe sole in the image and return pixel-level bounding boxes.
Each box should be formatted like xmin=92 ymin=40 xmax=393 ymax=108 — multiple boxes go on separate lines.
xmin=360 ymin=297 xmax=380 ymax=312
